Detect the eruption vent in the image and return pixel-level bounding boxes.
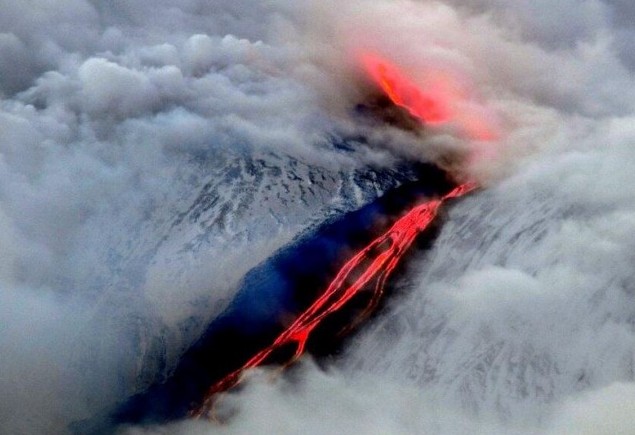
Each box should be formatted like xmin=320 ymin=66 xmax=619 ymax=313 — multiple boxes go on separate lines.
xmin=361 ymin=53 xmax=498 ymax=141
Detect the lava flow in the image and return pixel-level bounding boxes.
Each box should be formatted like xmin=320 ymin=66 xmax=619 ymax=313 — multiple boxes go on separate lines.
xmin=193 ymin=182 xmax=475 ymax=418
xmin=193 ymin=53 xmax=489 ymax=418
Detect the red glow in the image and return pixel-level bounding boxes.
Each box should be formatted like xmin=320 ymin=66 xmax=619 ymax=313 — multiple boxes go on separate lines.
xmin=361 ymin=53 xmax=499 ymax=141
xmin=362 ymin=53 xmax=452 ymax=125
xmin=192 ymin=182 xmax=476 ymax=418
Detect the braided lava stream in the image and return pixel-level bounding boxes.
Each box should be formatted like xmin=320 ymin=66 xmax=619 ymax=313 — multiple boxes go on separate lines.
xmin=193 ymin=182 xmax=475 ymax=418
xmin=193 ymin=54 xmax=492 ymax=418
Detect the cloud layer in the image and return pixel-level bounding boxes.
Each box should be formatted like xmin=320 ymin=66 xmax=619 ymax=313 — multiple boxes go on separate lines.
xmin=2 ymin=0 xmax=635 ymax=433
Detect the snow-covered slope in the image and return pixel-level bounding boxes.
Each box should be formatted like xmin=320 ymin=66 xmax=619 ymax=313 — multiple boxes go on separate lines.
xmin=89 ymin=148 xmax=422 ymax=402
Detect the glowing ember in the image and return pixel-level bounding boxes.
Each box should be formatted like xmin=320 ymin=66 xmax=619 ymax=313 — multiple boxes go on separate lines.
xmin=192 ymin=183 xmax=476 ymax=418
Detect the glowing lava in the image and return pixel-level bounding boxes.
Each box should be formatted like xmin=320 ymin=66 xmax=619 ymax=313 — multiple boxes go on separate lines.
xmin=362 ymin=53 xmax=453 ymax=125
xmin=361 ymin=53 xmax=498 ymax=141
xmin=193 ymin=182 xmax=475 ymax=418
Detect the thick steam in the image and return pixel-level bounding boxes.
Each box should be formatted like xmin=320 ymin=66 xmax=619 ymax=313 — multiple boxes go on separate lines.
xmin=2 ymin=0 xmax=635 ymax=434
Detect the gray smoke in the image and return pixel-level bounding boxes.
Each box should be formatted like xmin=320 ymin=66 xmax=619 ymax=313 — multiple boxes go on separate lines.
xmin=2 ymin=0 xmax=635 ymax=434
xmin=0 ymin=1 xmax=377 ymax=432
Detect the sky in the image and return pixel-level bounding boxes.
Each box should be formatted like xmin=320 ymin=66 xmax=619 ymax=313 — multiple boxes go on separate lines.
xmin=1 ymin=0 xmax=635 ymax=433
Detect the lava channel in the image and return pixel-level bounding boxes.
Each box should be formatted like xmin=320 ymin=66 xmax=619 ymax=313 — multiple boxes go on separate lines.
xmin=192 ymin=182 xmax=475 ymax=418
